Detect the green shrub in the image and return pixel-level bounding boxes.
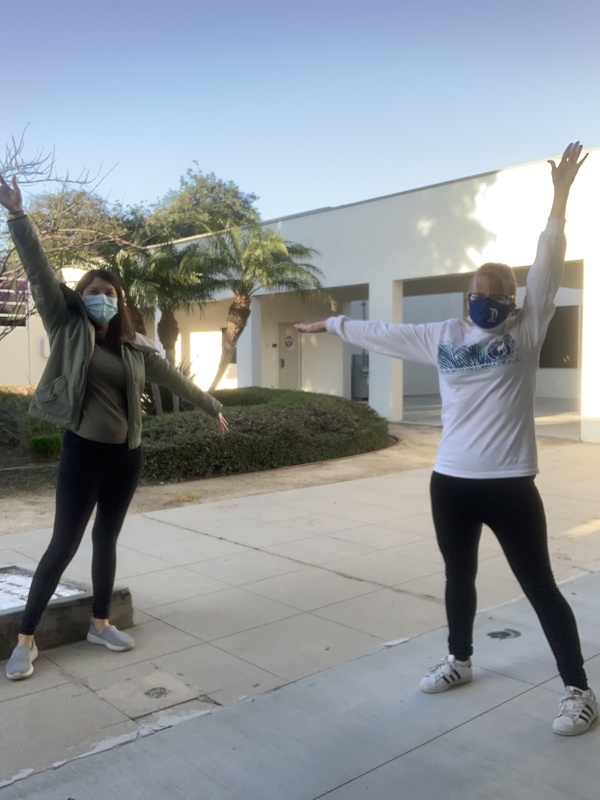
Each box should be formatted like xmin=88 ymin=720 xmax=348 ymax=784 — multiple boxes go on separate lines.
xmin=29 ymin=434 xmax=63 ymax=461
xmin=0 ymin=387 xmax=60 ymax=456
xmin=1 ymin=386 xmax=390 ymax=486
xmin=141 ymin=389 xmax=389 ymax=483
xmin=210 ymin=387 xmax=279 ymax=407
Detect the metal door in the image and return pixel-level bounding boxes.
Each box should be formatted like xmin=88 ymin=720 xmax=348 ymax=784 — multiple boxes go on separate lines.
xmin=278 ymin=323 xmax=300 ymax=389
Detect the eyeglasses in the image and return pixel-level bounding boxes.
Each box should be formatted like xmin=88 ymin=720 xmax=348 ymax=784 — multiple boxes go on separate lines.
xmin=467 ymin=293 xmax=515 ymax=305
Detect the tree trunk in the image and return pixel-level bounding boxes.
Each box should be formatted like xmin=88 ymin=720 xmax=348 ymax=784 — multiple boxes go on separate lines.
xmin=127 ymin=305 xmax=147 ymax=335
xmin=156 ymin=308 xmax=180 ymax=412
xmin=209 ymin=295 xmax=251 ymax=392
xmin=152 ymin=383 xmax=164 ymax=416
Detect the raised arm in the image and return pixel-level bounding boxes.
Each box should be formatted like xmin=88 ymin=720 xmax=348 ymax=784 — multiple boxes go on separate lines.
xmin=548 ymin=141 xmax=588 ymax=219
xmin=0 ymin=175 xmax=69 ymax=334
xmin=519 ymin=142 xmax=588 ymax=346
xmin=0 ymin=174 xmax=24 ymax=216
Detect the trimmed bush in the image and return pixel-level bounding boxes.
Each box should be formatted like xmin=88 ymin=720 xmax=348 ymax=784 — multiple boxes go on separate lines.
xmin=141 ymin=388 xmax=389 ymax=483
xmin=29 ymin=434 xmax=63 ymax=461
xmin=0 ymin=387 xmax=61 ymax=458
xmin=0 ymin=386 xmax=391 ymax=487
xmin=211 ymin=387 xmax=276 ymax=407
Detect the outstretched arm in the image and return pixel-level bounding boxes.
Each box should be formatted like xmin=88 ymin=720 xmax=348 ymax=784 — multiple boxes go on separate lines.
xmin=548 ymin=141 xmax=588 ymax=219
xmin=294 ymin=321 xmax=327 ymax=334
xmin=296 ymin=316 xmax=440 ymax=365
xmin=143 ymin=349 xmax=229 ymax=433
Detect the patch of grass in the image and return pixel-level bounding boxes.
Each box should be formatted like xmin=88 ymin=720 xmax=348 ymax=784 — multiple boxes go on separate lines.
xmin=171 ymin=492 xmax=201 ymax=503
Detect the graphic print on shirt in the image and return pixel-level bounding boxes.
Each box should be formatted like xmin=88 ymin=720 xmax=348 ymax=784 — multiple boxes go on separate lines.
xmin=437 ymin=333 xmax=520 ymax=374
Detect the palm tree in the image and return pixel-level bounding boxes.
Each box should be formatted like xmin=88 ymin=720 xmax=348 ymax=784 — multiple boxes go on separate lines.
xmin=106 ymin=248 xmax=153 ymax=335
xmin=197 ymin=224 xmax=327 ymax=391
xmin=103 ymin=247 xmax=167 ymax=413
xmin=142 ymin=243 xmax=216 ymax=365
xmin=107 ymin=243 xmax=215 ymax=412
xmin=143 ymin=243 xmax=218 ymax=411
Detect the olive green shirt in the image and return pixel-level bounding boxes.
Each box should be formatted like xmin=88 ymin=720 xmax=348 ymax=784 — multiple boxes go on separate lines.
xmin=75 ymin=341 xmax=129 ymax=444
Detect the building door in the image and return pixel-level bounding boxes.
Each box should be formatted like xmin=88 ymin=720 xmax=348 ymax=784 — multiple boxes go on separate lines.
xmin=278 ymin=323 xmax=300 ymax=390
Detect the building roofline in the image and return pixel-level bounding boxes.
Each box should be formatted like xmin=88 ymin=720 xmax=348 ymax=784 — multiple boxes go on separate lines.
xmin=261 ymin=145 xmax=600 ymax=225
xmin=163 ymin=145 xmax=600 ymax=244
xmin=260 ymin=169 xmax=500 ymax=226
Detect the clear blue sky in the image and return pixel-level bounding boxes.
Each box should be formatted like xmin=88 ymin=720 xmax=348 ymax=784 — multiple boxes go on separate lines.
xmin=4 ymin=0 xmax=600 ymax=220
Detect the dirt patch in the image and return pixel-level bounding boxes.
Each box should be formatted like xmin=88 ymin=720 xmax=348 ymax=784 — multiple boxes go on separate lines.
xmin=0 ymin=424 xmax=574 ymax=536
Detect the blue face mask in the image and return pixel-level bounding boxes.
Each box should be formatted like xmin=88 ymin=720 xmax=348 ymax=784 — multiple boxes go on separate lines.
xmin=468 ymin=295 xmax=514 ymax=330
xmin=84 ymin=295 xmax=119 ymax=324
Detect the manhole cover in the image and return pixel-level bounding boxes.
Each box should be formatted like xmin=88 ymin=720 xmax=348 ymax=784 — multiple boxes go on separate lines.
xmin=487 ymin=628 xmax=521 ymax=640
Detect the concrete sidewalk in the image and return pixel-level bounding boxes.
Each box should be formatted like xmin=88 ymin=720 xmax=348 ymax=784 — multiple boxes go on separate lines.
xmin=1 ymin=439 xmax=599 ymax=797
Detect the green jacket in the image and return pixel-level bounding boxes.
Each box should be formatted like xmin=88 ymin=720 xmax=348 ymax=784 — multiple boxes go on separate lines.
xmin=9 ymin=215 xmax=223 ymax=449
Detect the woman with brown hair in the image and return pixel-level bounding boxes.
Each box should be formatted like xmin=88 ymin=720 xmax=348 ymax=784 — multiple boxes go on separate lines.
xmin=0 ymin=176 xmax=228 ymax=680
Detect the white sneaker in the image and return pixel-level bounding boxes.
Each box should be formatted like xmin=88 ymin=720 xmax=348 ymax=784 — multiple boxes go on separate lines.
xmin=420 ymin=655 xmax=473 ymax=693
xmin=553 ymin=686 xmax=598 ymax=736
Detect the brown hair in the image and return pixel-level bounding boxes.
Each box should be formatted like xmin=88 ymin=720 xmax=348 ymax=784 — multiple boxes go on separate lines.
xmin=75 ymin=268 xmax=136 ymax=346
xmin=469 ymin=262 xmax=517 ymax=298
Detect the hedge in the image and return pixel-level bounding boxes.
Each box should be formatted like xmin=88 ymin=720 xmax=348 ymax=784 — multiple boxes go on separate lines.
xmin=0 ymin=387 xmax=60 ymax=460
xmin=0 ymin=386 xmax=391 ymax=486
xmin=141 ymin=388 xmax=389 ymax=483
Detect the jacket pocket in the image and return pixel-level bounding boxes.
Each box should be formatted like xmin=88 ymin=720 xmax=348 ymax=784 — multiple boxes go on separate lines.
xmin=35 ymin=374 xmax=69 ymax=403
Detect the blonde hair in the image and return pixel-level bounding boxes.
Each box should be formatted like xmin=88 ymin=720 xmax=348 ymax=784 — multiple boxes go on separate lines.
xmin=470 ymin=262 xmax=517 ymax=297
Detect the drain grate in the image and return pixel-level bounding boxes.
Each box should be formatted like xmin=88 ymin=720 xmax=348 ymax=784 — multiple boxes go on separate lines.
xmin=487 ymin=628 xmax=521 ymax=640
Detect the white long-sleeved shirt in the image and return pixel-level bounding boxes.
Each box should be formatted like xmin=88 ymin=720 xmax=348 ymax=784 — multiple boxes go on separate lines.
xmin=325 ymin=218 xmax=566 ymax=479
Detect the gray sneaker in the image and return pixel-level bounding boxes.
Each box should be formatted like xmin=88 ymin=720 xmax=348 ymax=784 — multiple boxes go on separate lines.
xmin=6 ymin=641 xmax=39 ymax=680
xmin=86 ymin=623 xmax=134 ymax=652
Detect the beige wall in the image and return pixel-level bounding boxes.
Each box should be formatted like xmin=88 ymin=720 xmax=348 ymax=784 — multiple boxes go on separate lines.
xmin=261 ymin=150 xmax=600 ymax=439
xmin=0 ymin=314 xmax=48 ymax=387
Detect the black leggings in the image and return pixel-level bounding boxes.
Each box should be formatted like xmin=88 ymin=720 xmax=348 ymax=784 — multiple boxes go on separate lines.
xmin=20 ymin=431 xmax=143 ymax=635
xmin=430 ymin=471 xmax=587 ymax=689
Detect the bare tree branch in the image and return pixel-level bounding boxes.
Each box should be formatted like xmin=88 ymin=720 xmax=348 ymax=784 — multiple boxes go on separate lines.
xmin=0 ymin=130 xmax=124 ymax=337
xmin=0 ymin=126 xmax=99 ymax=187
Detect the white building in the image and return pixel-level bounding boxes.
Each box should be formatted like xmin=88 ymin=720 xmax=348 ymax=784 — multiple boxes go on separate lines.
xmin=3 ymin=149 xmax=599 ymax=442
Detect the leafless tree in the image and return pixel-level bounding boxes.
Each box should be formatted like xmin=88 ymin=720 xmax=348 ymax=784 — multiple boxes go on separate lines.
xmin=0 ymin=131 xmax=124 ymax=341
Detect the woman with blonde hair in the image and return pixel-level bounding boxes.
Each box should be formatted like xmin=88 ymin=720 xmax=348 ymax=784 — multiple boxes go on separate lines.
xmin=295 ymin=143 xmax=596 ymax=736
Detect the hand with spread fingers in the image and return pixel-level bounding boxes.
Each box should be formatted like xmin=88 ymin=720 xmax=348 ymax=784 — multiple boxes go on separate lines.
xmin=214 ymin=412 xmax=229 ymax=434
xmin=548 ymin=142 xmax=588 ymax=218
xmin=0 ymin=174 xmax=24 ymax=214
xmin=548 ymin=141 xmax=588 ymax=191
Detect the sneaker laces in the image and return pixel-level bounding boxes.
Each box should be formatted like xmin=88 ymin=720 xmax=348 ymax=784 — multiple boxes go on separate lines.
xmin=428 ymin=656 xmax=452 ymax=675
xmin=557 ymin=687 xmax=587 ymax=720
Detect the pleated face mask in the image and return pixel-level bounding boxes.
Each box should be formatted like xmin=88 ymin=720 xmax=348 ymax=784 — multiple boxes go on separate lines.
xmin=84 ymin=295 xmax=119 ymax=324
